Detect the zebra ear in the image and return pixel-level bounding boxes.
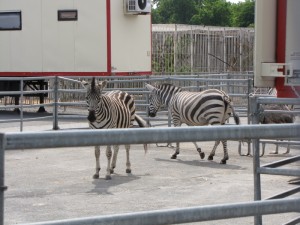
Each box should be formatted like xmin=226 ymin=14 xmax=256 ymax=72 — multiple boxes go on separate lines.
xmin=145 ymin=83 xmax=155 ymax=92
xmin=81 ymin=80 xmax=89 ymax=89
xmin=99 ymin=80 xmax=108 ymax=89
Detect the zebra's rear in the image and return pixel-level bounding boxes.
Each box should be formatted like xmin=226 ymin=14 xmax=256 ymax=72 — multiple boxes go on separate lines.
xmin=171 ymin=91 xmax=238 ymax=126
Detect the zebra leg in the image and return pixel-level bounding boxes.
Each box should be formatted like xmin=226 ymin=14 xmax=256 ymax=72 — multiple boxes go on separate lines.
xmin=93 ymin=146 xmax=101 ymax=179
xmin=192 ymin=142 xmax=205 ymax=159
xmin=208 ymin=140 xmax=221 ymax=161
xmin=220 ymin=140 xmax=229 ymax=164
xmin=171 ymin=142 xmax=180 ymax=159
xmin=284 ymin=139 xmax=290 ymax=154
xmin=125 ymin=144 xmax=131 ymax=173
xmin=105 ymin=145 xmax=113 ymax=180
xmin=111 ymin=145 xmax=119 ymax=174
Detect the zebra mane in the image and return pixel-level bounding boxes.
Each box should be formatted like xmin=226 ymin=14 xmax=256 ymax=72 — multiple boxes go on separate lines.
xmin=157 ymin=83 xmax=182 ymax=92
xmin=91 ymin=77 xmax=96 ymax=93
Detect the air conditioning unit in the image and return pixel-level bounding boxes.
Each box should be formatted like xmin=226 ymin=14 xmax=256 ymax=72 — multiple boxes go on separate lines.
xmin=124 ymin=0 xmax=151 ymax=15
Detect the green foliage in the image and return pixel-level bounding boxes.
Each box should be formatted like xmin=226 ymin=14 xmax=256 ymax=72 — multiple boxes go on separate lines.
xmin=231 ymin=0 xmax=255 ymax=27
xmin=152 ymin=0 xmax=255 ymax=27
xmin=190 ymin=0 xmax=231 ymax=26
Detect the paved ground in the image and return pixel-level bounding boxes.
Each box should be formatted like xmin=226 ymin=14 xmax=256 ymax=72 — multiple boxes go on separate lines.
xmin=1 ymin=111 xmax=299 ymax=225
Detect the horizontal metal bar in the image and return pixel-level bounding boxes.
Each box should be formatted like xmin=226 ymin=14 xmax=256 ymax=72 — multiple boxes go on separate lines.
xmin=262 ymin=110 xmax=300 ymax=115
xmin=23 ymin=198 xmax=300 ymax=225
xmin=4 ymin=124 xmax=300 ymax=150
xmin=258 ymin=167 xmax=300 ymax=177
xmin=282 ymin=216 xmax=300 ymax=225
xmin=262 ymin=155 xmax=300 ymax=168
xmin=0 ymin=116 xmax=53 ymax=123
xmin=266 ymin=186 xmax=300 ymax=200
xmin=257 ymin=97 xmax=300 ymax=105
xmin=260 ymin=140 xmax=300 ymax=145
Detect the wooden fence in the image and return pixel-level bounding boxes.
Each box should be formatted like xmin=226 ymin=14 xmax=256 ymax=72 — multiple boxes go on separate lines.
xmin=152 ymin=24 xmax=254 ymax=74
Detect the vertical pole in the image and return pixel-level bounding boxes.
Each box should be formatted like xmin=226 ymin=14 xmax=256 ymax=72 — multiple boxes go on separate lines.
xmin=247 ymin=78 xmax=252 ymax=155
xmin=20 ymin=79 xmax=24 ymax=132
xmin=145 ymin=75 xmax=150 ymax=127
xmin=207 ymin=28 xmax=211 ymax=73
xmin=174 ymin=24 xmax=177 ymax=75
xmin=53 ymin=76 xmax=59 ymax=130
xmin=0 ymin=133 xmax=7 ymax=225
xmin=190 ymin=26 xmax=194 ymax=75
xmin=250 ymin=96 xmax=262 ymax=225
xmin=239 ymin=29 xmax=243 ymax=72
xmin=223 ymin=28 xmax=226 ymax=72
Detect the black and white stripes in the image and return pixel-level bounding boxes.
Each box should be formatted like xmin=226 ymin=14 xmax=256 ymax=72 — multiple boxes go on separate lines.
xmin=146 ymin=83 xmax=240 ymax=164
xmin=82 ymin=78 xmax=147 ymax=180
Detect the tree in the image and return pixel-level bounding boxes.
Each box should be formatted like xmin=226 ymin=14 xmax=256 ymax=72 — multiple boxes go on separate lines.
xmin=152 ymin=0 xmax=255 ymax=27
xmin=231 ymin=0 xmax=255 ymax=27
xmin=190 ymin=0 xmax=232 ymax=26
xmin=152 ymin=0 xmax=196 ymax=24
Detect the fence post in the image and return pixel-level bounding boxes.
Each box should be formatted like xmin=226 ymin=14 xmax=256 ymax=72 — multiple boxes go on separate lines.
xmin=0 ymin=133 xmax=7 ymax=225
xmin=20 ymin=78 xmax=24 ymax=132
xmin=53 ymin=76 xmax=59 ymax=130
xmin=250 ymin=96 xmax=263 ymax=225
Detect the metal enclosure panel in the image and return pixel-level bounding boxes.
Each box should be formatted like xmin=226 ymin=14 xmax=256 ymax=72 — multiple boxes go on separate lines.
xmin=42 ymin=0 xmax=107 ymax=72
xmin=110 ymin=1 xmax=151 ymax=73
xmin=42 ymin=0 xmax=75 ymax=72
xmin=254 ymin=0 xmax=277 ymax=87
xmin=74 ymin=0 xmax=107 ymax=72
xmin=0 ymin=0 xmax=107 ymax=74
xmin=0 ymin=0 xmax=43 ymax=72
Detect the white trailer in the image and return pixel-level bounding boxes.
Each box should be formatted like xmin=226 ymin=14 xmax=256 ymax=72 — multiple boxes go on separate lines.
xmin=0 ymin=0 xmax=152 ymax=77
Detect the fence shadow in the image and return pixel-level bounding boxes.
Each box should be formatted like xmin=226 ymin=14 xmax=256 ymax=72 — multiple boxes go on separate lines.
xmin=87 ymin=173 xmax=141 ymax=195
xmin=154 ymin=158 xmax=244 ymax=170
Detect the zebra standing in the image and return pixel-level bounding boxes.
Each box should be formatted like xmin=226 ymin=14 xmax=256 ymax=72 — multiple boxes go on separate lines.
xmin=82 ymin=78 xmax=147 ymax=180
xmin=145 ymin=83 xmax=240 ymax=164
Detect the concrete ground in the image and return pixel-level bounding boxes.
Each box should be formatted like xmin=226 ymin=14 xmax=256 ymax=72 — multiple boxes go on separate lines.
xmin=1 ymin=111 xmax=299 ymax=225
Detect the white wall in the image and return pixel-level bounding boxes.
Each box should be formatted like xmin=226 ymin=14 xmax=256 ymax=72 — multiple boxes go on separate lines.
xmin=111 ymin=0 xmax=151 ymax=73
xmin=0 ymin=0 xmax=151 ymax=74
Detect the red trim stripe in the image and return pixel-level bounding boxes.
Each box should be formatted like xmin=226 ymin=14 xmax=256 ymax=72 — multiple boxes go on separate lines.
xmin=0 ymin=71 xmax=152 ymax=77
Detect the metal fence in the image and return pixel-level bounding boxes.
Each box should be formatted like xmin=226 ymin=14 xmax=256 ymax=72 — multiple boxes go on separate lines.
xmin=152 ymin=25 xmax=254 ymax=74
xmin=0 ymin=74 xmax=254 ymax=131
xmin=1 ymin=120 xmax=300 ymax=224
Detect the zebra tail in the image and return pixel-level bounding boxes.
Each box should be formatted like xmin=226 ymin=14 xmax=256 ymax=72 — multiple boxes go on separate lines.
xmin=231 ymin=106 xmax=240 ymax=125
xmin=134 ymin=114 xmax=149 ymax=154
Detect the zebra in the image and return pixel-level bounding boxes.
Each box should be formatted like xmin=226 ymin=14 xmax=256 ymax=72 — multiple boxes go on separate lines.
xmin=145 ymin=83 xmax=240 ymax=164
xmin=82 ymin=78 xmax=148 ymax=180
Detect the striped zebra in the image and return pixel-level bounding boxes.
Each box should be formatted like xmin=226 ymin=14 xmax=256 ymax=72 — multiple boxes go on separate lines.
xmin=82 ymin=78 xmax=147 ymax=180
xmin=145 ymin=83 xmax=240 ymax=164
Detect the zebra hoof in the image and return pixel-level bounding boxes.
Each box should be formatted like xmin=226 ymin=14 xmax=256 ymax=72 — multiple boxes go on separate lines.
xmin=208 ymin=155 xmax=213 ymax=161
xmin=110 ymin=169 xmax=114 ymax=174
xmin=220 ymin=159 xmax=227 ymax=164
xmin=199 ymin=152 xmax=205 ymax=159
xmin=93 ymin=174 xmax=99 ymax=179
xmin=105 ymin=175 xmax=112 ymax=180
xmin=171 ymin=155 xmax=177 ymax=159
xmin=126 ymin=169 xmax=131 ymax=174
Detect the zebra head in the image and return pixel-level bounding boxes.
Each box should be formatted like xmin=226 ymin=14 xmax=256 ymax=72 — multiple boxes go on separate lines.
xmin=145 ymin=84 xmax=164 ymax=117
xmin=82 ymin=78 xmax=108 ymax=122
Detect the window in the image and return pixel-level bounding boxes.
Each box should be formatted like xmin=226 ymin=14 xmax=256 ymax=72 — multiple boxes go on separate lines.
xmin=0 ymin=11 xmax=22 ymax=30
xmin=58 ymin=10 xmax=78 ymax=21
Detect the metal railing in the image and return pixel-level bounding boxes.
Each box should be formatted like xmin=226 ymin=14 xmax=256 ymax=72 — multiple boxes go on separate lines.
xmin=0 ymin=74 xmax=253 ymax=131
xmin=1 ymin=122 xmax=300 ymax=225
xmin=249 ymin=96 xmax=300 ymax=225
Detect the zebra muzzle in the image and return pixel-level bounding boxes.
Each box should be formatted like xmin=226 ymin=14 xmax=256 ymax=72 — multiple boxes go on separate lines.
xmin=149 ymin=112 xmax=156 ymax=117
xmin=88 ymin=111 xmax=96 ymax=122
